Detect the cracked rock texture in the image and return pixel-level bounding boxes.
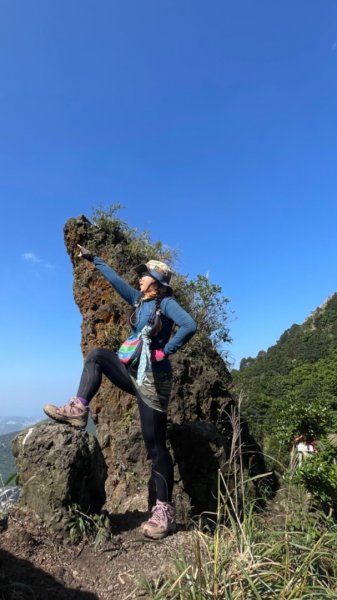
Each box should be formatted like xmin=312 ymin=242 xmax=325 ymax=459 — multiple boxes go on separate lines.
xmin=12 ymin=423 xmax=107 ymax=532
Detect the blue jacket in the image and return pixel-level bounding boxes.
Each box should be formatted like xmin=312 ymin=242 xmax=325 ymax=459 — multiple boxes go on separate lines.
xmin=93 ymin=257 xmax=197 ymax=357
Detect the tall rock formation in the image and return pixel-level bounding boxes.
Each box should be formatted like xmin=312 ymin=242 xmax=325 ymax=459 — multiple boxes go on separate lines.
xmin=63 ymin=214 xmax=268 ymax=521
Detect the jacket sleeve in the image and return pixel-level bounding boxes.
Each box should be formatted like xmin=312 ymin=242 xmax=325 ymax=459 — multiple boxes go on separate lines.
xmin=93 ymin=257 xmax=141 ymax=306
xmin=161 ymin=297 xmax=197 ymax=355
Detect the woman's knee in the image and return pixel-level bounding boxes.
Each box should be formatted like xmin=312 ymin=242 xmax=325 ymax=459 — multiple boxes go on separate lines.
xmin=85 ymin=348 xmax=102 ymax=364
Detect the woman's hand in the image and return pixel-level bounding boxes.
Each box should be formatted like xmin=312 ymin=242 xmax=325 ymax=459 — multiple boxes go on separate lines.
xmin=77 ymin=244 xmax=94 ymax=262
xmin=151 ymin=349 xmax=166 ymax=362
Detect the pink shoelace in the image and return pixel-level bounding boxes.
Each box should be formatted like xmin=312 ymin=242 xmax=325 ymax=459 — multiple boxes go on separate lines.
xmin=148 ymin=502 xmax=174 ymax=527
xmin=57 ymin=397 xmax=85 ymax=415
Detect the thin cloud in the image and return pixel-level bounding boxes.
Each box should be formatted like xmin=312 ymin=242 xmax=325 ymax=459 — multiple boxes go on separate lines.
xmin=22 ymin=252 xmax=42 ymax=264
xmin=22 ymin=252 xmax=54 ymax=270
xmin=332 ymin=40 xmax=337 ymax=51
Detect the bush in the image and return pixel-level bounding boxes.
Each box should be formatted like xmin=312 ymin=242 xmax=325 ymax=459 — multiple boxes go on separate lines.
xmin=294 ymin=441 xmax=337 ymax=514
xmin=67 ymin=504 xmax=111 ymax=547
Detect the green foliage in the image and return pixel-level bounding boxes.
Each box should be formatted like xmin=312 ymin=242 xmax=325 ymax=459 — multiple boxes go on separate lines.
xmin=121 ymin=407 xmax=134 ymax=432
xmin=67 ymin=504 xmax=110 ymax=547
xmin=267 ymin=353 xmax=337 ymax=449
xmin=270 ymin=364 xmax=333 ymax=445
xmin=183 ymin=274 xmax=232 ymax=359
xmin=88 ymin=204 xmax=232 ymax=362
xmin=294 ymin=442 xmax=337 ymax=512
xmin=233 ymin=294 xmax=337 ymax=514
xmin=4 ymin=472 xmax=19 ymax=486
xmin=91 ymin=203 xmax=126 ymax=232
xmin=91 ymin=203 xmax=175 ymax=264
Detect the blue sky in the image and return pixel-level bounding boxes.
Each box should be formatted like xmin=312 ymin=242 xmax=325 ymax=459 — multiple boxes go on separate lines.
xmin=1 ymin=1 xmax=337 ymax=417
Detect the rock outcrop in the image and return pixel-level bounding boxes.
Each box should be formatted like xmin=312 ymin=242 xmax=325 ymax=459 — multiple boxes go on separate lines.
xmin=12 ymin=423 xmax=107 ymax=532
xmin=58 ymin=213 xmax=270 ymax=521
xmin=12 ymin=213 xmax=271 ymax=529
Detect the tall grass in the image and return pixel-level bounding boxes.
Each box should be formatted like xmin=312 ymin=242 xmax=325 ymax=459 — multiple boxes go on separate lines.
xmin=143 ymin=405 xmax=337 ymax=599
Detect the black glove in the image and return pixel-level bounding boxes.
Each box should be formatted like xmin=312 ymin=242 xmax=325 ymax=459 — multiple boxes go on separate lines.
xmin=77 ymin=244 xmax=94 ymax=262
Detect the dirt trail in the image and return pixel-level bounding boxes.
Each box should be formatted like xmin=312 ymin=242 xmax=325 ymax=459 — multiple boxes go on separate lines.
xmin=0 ymin=508 xmax=194 ymax=600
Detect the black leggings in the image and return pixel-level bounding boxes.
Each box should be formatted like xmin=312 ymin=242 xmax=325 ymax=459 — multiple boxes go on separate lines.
xmin=77 ymin=348 xmax=173 ymax=502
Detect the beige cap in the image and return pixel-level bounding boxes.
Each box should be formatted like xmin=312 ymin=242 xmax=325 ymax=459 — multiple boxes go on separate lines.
xmin=134 ymin=260 xmax=173 ymax=287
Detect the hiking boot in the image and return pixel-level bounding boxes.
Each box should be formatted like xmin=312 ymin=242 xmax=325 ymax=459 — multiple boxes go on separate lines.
xmin=43 ymin=397 xmax=89 ymax=429
xmin=142 ymin=500 xmax=176 ymax=540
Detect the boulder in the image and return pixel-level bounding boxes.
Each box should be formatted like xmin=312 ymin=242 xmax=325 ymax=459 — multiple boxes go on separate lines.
xmin=12 ymin=423 xmax=107 ymax=532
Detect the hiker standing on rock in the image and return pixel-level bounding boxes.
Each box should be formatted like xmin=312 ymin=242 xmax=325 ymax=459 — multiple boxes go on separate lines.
xmin=44 ymin=245 xmax=197 ymax=539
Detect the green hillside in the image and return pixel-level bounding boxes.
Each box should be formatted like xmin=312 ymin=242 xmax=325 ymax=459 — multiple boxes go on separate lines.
xmin=233 ymin=293 xmax=337 ymax=512
xmin=0 ymin=431 xmax=17 ymax=484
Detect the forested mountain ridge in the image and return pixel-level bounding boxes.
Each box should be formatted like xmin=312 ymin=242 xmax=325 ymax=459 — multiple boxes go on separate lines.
xmin=232 ymin=292 xmax=337 ymax=455
xmin=239 ymin=292 xmax=337 ymax=373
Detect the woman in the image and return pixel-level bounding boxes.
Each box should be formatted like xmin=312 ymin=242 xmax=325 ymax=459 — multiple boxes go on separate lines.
xmin=44 ymin=244 xmax=197 ymax=539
